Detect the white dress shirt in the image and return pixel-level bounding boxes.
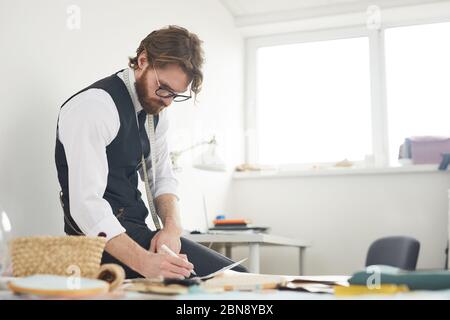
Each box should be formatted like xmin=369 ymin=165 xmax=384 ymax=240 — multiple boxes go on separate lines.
xmin=57 ymin=68 xmax=179 ymax=241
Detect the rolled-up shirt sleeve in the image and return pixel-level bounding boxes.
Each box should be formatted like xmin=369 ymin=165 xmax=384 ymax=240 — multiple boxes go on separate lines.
xmin=58 ymin=88 xmax=126 ymax=241
xmin=141 ymin=109 xmax=179 ymax=200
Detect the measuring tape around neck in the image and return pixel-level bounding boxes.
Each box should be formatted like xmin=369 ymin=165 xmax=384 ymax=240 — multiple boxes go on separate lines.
xmin=123 ymin=69 xmax=162 ymax=230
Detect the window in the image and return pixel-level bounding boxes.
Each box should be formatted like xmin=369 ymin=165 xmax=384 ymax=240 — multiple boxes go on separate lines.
xmin=385 ymin=22 xmax=450 ymax=164
xmin=255 ymin=37 xmax=372 ymax=165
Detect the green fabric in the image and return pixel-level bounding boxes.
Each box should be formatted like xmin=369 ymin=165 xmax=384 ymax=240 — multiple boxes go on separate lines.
xmin=349 ymin=265 xmax=450 ymax=291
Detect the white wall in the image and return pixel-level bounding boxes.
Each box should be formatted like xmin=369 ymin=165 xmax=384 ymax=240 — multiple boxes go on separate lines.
xmin=0 ymin=0 xmax=244 ymax=237
xmin=229 ymin=171 xmax=450 ymax=275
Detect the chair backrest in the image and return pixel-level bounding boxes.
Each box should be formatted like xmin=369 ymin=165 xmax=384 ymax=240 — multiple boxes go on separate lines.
xmin=365 ymin=236 xmax=420 ymax=270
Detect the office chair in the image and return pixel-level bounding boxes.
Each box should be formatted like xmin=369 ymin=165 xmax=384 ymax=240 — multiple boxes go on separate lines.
xmin=365 ymin=236 xmax=420 ymax=271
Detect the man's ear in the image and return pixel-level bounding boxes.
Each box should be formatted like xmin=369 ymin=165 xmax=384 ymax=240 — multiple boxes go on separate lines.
xmin=137 ymin=51 xmax=149 ymax=70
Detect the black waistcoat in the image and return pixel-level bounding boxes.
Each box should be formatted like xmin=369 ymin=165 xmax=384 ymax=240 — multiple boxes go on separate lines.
xmin=55 ymin=71 xmax=158 ymax=235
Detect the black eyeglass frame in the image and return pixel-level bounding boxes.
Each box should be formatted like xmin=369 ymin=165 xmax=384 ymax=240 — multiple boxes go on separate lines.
xmin=153 ymin=65 xmax=192 ymax=102
xmin=155 ymin=87 xmax=192 ymax=102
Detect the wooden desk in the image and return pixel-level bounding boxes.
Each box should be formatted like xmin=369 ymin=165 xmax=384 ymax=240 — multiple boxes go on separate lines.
xmin=183 ymin=233 xmax=311 ymax=274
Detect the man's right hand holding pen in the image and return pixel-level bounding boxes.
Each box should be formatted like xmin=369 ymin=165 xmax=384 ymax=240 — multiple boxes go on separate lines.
xmin=104 ymin=233 xmax=195 ymax=280
xmin=160 ymin=244 xmax=197 ymax=277
xmin=144 ymin=249 xmax=195 ymax=279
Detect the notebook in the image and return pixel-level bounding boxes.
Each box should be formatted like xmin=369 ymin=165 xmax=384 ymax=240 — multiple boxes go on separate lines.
xmin=196 ymin=258 xmax=248 ymax=281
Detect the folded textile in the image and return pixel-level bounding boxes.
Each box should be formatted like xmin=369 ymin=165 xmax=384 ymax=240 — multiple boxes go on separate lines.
xmin=408 ymin=136 xmax=450 ymax=164
xmin=349 ymin=265 xmax=450 ymax=291
xmin=334 ymin=284 xmax=409 ymax=296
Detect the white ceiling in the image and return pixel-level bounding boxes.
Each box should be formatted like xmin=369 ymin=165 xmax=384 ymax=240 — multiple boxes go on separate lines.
xmin=219 ymin=0 xmax=362 ymax=17
xmin=219 ymin=0 xmax=445 ymax=19
xmin=218 ymin=0 xmax=449 ymax=37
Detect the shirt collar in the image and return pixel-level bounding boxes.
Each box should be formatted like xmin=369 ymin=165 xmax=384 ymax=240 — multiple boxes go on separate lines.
xmin=124 ymin=67 xmax=143 ymax=114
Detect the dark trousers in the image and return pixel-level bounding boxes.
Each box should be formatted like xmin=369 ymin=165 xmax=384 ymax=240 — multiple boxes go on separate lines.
xmin=101 ymin=219 xmax=248 ymax=279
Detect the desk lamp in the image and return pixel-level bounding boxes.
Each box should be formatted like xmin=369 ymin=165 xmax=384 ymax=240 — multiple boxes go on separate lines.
xmin=170 ymin=136 xmax=226 ymax=172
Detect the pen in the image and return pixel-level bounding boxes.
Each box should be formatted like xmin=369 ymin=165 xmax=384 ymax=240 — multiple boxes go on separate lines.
xmin=160 ymin=244 xmax=197 ymax=276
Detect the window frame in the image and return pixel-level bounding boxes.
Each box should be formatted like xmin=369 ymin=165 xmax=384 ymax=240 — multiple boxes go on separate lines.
xmin=244 ymin=15 xmax=450 ymax=170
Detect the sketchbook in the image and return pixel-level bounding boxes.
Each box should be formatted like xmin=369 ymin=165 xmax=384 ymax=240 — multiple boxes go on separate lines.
xmin=123 ymin=258 xmax=250 ymax=294
xmin=202 ymin=271 xmax=287 ymax=291
xmin=196 ymin=258 xmax=248 ymax=281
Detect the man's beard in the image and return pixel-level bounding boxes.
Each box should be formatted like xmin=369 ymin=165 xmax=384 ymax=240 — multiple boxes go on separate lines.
xmin=134 ymin=69 xmax=164 ymax=115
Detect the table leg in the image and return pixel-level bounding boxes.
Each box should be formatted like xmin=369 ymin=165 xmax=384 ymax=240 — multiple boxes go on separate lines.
xmin=210 ymin=243 xmax=222 ymax=253
xmin=225 ymin=243 xmax=232 ymax=259
xmin=249 ymin=243 xmax=260 ymax=273
xmin=299 ymin=247 xmax=304 ymax=275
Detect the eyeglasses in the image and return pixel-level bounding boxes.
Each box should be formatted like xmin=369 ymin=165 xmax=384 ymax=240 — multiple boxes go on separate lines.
xmin=153 ymin=67 xmax=192 ymax=102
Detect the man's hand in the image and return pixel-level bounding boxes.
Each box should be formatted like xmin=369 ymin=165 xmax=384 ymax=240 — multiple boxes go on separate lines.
xmin=141 ymin=252 xmax=193 ymax=279
xmin=149 ymin=228 xmax=181 ymax=254
xmin=105 ymin=233 xmax=192 ymax=279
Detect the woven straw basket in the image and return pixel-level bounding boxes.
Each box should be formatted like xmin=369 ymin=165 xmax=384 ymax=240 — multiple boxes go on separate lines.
xmin=10 ymin=236 xmax=107 ymax=279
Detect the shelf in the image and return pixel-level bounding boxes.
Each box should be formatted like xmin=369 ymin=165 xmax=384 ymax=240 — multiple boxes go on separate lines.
xmin=233 ymin=164 xmax=448 ymax=180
